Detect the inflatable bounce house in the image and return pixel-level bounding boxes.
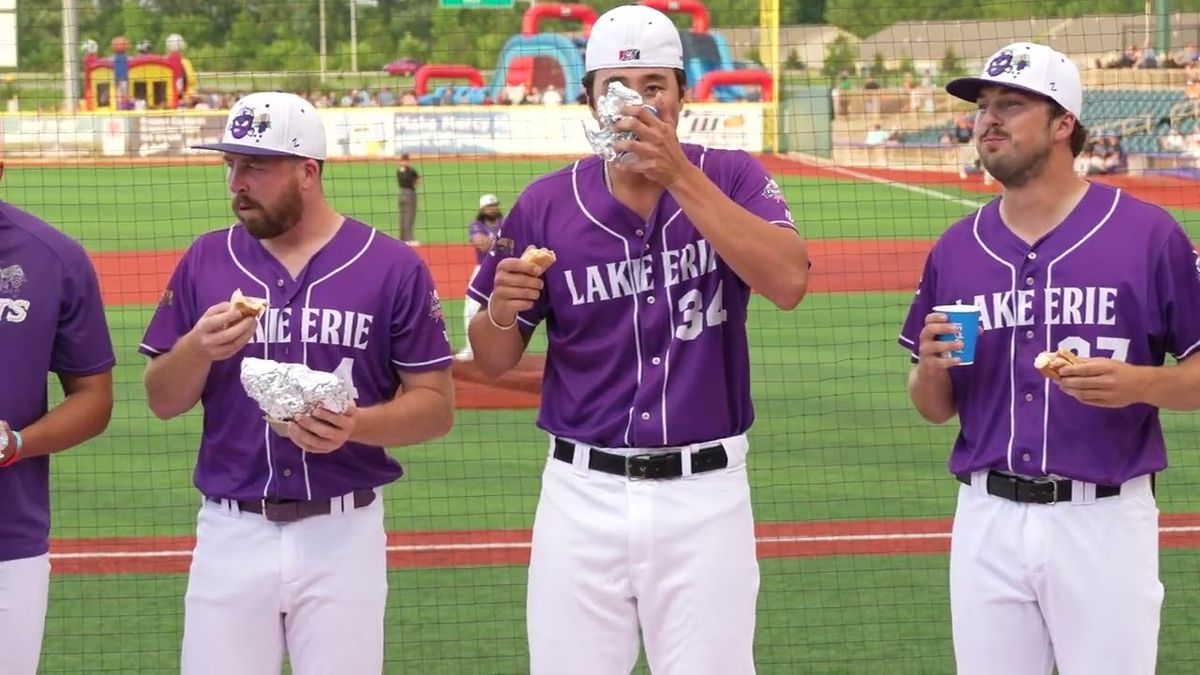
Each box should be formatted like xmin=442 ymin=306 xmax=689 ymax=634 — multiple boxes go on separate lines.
xmin=487 ymin=0 xmax=771 ymax=104
xmin=82 ymin=33 xmax=197 ymax=111
xmin=405 ymin=0 xmax=772 ymax=106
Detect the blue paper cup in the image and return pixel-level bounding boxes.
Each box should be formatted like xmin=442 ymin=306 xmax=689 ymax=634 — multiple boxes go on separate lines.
xmin=933 ymin=304 xmax=981 ymax=365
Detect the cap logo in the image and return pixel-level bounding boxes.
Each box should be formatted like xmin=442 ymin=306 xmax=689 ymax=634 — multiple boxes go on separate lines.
xmin=228 ymin=106 xmax=272 ymax=142
xmin=986 ymin=49 xmax=1031 ymax=78
xmin=618 ymin=48 xmax=641 ymax=62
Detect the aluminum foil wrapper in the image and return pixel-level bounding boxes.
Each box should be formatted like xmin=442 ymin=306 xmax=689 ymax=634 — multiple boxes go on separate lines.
xmin=240 ymin=357 xmax=352 ymax=426
xmin=584 ymin=81 xmax=653 ymax=163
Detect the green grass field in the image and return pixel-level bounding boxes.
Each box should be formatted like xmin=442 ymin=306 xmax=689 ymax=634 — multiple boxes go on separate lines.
xmin=7 ymin=162 xmax=1200 ymax=673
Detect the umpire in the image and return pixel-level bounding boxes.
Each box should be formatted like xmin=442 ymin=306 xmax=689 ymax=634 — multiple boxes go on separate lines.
xmin=396 ymin=153 xmax=421 ymax=244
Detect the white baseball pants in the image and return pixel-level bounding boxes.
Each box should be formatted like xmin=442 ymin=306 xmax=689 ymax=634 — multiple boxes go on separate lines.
xmin=181 ymin=490 xmax=388 ymax=675
xmin=0 ymin=552 xmax=50 ymax=675
xmin=526 ymin=434 xmax=760 ymax=675
xmin=950 ymin=471 xmax=1162 ymax=675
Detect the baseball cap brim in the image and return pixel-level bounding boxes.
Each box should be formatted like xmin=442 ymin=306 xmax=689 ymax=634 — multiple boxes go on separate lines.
xmin=191 ymin=142 xmax=323 ymax=160
xmin=946 ymin=77 xmax=1072 ymax=115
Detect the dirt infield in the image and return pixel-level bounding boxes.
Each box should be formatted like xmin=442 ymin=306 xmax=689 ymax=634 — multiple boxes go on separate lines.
xmin=47 ymin=512 xmax=1200 ymax=575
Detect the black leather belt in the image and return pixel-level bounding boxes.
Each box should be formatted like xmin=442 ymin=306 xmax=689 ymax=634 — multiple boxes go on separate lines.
xmin=553 ymin=438 xmax=728 ymax=480
xmin=206 ymin=488 xmax=376 ymax=523
xmin=956 ymin=471 xmax=1121 ymax=505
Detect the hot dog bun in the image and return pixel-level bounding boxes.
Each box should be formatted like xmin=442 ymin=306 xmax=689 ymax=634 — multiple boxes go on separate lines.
xmin=1034 ymin=348 xmax=1078 ymax=380
xmin=231 ymin=288 xmax=267 ymax=319
xmin=520 ymin=245 xmax=557 ymax=274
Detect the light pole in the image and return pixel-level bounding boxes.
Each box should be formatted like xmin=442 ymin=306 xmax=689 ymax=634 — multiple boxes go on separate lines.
xmin=319 ymin=0 xmax=328 ymax=83
xmin=62 ymin=0 xmax=79 ymax=112
xmin=350 ymin=0 xmax=358 ymax=72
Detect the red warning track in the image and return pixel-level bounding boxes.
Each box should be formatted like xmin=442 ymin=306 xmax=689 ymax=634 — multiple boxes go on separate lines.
xmin=91 ymin=239 xmax=930 ymax=308
xmin=47 ymin=513 xmax=1200 ymax=575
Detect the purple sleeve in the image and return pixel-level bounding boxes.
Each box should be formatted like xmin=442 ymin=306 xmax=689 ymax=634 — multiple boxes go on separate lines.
xmin=465 ymin=199 xmax=550 ymax=335
xmin=138 ymin=247 xmax=198 ymax=357
xmin=898 ymin=252 xmax=938 ymax=361
xmin=1155 ymin=224 xmax=1200 ymax=360
xmin=468 ymin=220 xmax=487 ymax=240
xmin=724 ymin=150 xmax=796 ymax=230
xmin=51 ymin=249 xmax=116 ymax=376
xmin=390 ymin=262 xmax=453 ymax=372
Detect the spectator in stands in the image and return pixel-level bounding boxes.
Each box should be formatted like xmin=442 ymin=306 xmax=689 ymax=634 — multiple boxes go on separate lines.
xmin=399 ymin=89 xmax=418 ymax=106
xmin=1103 ymin=135 xmax=1129 ymax=173
xmin=863 ymin=74 xmax=880 ymax=114
xmin=338 ymin=90 xmax=354 ymax=107
xmin=378 ymin=87 xmax=396 ymax=107
xmin=902 ymin=72 xmax=916 ymax=112
xmin=1137 ymin=46 xmax=1158 ymax=69
xmin=953 ymin=114 xmax=976 ymax=179
xmin=864 ymin=124 xmax=891 ymax=146
xmin=542 ymin=84 xmax=563 ymax=106
xmin=1172 ymin=43 xmax=1199 ymax=68
xmin=1160 ymin=126 xmax=1185 ymax=152
xmin=1074 ymin=145 xmax=1093 ymax=176
xmin=1088 ymin=137 xmax=1110 ymax=174
xmin=1186 ymin=79 xmax=1200 ymax=99
xmin=831 ymin=72 xmax=851 ymax=118
xmin=1185 ymin=128 xmax=1200 ymax=161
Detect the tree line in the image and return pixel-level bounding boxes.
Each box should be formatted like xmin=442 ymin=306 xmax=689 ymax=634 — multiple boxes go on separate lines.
xmin=13 ymin=0 xmax=1197 ymax=74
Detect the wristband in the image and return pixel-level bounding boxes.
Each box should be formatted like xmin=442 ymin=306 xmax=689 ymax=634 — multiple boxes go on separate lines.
xmin=0 ymin=428 xmax=20 ymax=468
xmin=488 ymin=303 xmax=517 ymax=331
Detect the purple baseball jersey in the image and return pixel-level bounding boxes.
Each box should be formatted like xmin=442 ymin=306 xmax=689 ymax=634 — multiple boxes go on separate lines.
xmin=469 ymin=218 xmax=501 ymax=266
xmin=0 ymin=202 xmax=116 ymax=562
xmin=139 ymin=219 xmax=452 ymax=501
xmin=469 ymin=144 xmax=796 ymax=448
xmin=899 ymin=183 xmax=1200 ymax=485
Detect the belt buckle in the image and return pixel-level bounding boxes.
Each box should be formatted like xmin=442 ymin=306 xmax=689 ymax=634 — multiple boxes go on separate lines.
xmin=262 ymin=500 xmax=300 ymax=523
xmin=625 ymin=453 xmax=655 ymax=481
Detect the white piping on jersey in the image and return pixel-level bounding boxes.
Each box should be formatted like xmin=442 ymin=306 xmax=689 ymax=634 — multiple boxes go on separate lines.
xmin=225 ymin=225 xmax=275 ymax=499
xmin=300 ymin=226 xmax=377 ymax=500
xmin=1180 ymin=336 xmax=1200 ymax=360
xmin=657 ymin=149 xmax=706 ymax=444
xmin=969 ymin=209 xmax=1018 ymax=473
xmin=393 ymin=355 xmax=454 ymax=368
xmin=571 ymin=159 xmax=643 ymax=446
xmin=1041 ymin=188 xmax=1121 ymax=474
xmin=138 ymin=343 xmax=163 ymax=355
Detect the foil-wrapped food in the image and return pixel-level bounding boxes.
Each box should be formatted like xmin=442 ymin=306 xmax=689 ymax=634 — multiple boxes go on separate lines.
xmin=240 ymin=357 xmax=352 ymax=435
xmin=584 ymin=81 xmax=655 ymax=163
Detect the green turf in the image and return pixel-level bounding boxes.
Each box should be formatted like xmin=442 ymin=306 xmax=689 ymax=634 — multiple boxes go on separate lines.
xmin=8 ymin=163 xmax=1200 ymax=251
xmin=16 ymin=160 xmax=1200 ymax=672
xmin=39 ymin=550 xmax=1200 ymax=673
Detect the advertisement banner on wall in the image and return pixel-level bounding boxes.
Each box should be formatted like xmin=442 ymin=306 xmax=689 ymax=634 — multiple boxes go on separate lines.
xmin=130 ymin=113 xmax=226 ymax=158
xmin=0 ymin=115 xmax=100 ymax=157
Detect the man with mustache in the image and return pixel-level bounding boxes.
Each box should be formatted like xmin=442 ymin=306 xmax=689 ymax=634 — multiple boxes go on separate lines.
xmin=900 ymin=42 xmax=1200 ymax=674
xmin=139 ymin=92 xmax=456 ymax=674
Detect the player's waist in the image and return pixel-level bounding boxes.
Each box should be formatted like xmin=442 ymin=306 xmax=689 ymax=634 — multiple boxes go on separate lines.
xmin=548 ymin=433 xmax=748 ymax=481
xmin=955 ymin=470 xmax=1155 ymax=505
xmin=203 ymin=487 xmax=378 ymax=524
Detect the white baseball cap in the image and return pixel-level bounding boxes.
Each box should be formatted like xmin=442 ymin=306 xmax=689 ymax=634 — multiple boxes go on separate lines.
xmin=479 ymin=193 xmax=499 ymax=208
xmin=946 ymin=42 xmax=1083 ymax=119
xmin=585 ymin=5 xmax=683 ymax=73
xmin=193 ymin=91 xmax=327 ymax=160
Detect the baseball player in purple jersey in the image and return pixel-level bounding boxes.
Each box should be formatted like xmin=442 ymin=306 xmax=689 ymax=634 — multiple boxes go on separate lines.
xmin=0 ymin=180 xmax=116 ymax=675
xmin=458 ymin=193 xmax=503 ymax=360
xmin=139 ymin=92 xmax=455 ymax=674
xmin=900 ymin=42 xmax=1200 ymax=674
xmin=467 ymin=6 xmax=809 ymax=673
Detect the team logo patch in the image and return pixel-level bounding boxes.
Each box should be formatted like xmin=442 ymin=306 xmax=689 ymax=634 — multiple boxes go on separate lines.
xmin=0 ymin=264 xmax=26 ymax=294
xmin=429 ymin=289 xmax=444 ymax=322
xmin=228 ymin=106 xmax=272 ymax=142
xmin=158 ymin=288 xmax=174 ymax=308
xmin=761 ymin=178 xmax=784 ymax=202
xmin=1193 ymin=250 xmax=1200 ymax=281
xmin=986 ymin=49 xmax=1032 ymax=78
xmin=618 ymin=48 xmax=641 ymax=62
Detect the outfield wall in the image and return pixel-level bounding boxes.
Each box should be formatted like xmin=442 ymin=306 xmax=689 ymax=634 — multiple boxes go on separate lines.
xmin=0 ymin=104 xmax=765 ymax=159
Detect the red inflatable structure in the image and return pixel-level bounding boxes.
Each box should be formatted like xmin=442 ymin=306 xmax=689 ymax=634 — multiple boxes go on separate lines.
xmin=521 ymin=3 xmax=598 ymax=38
xmin=694 ymin=69 xmax=774 ymax=102
xmin=413 ymin=64 xmax=486 ymax=96
xmin=637 ymin=0 xmax=710 ymax=33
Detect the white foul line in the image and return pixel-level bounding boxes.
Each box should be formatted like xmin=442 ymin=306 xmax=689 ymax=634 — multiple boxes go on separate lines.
xmin=50 ymin=526 xmax=1200 ymax=561
xmin=824 ymin=164 xmax=986 ymax=210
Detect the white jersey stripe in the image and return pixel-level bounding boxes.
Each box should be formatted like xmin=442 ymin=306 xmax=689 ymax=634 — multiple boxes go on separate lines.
xmin=1041 ymin=189 xmax=1121 ymax=474
xmin=970 ymin=209 xmax=1018 ymax=474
